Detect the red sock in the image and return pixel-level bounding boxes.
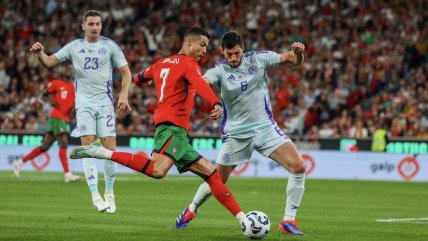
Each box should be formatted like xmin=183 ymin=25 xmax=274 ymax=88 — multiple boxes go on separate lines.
xmin=111 ymin=152 xmax=154 ymax=176
xmin=59 ymin=147 xmax=70 ymax=173
xmin=22 ymin=147 xmax=43 ymax=163
xmin=206 ymin=170 xmax=241 ymax=216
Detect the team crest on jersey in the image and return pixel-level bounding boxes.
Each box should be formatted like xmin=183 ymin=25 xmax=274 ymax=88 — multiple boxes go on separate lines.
xmin=248 ymin=65 xmax=258 ymax=75
xmin=98 ymin=47 xmax=107 ymax=55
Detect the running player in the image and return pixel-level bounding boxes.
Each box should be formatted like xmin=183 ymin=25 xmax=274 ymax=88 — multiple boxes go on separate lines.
xmin=176 ymin=31 xmax=307 ymax=235
xmin=13 ymin=65 xmax=81 ymax=183
xmin=68 ymin=27 xmax=253 ymax=234
xmin=29 ymin=10 xmax=132 ymax=213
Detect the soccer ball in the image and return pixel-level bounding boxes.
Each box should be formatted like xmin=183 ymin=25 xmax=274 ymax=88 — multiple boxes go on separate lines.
xmin=242 ymin=211 xmax=270 ymax=239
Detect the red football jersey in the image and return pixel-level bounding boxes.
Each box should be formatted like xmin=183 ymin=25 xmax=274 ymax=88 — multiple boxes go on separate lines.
xmin=46 ymin=80 xmax=75 ymax=122
xmin=143 ymin=55 xmax=220 ymax=132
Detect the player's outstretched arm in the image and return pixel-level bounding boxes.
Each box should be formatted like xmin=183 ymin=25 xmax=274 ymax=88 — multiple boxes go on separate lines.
xmin=117 ymin=65 xmax=132 ymax=114
xmin=29 ymin=42 xmax=60 ymax=68
xmin=280 ymin=42 xmax=305 ymax=67
xmin=185 ymin=64 xmax=221 ymax=109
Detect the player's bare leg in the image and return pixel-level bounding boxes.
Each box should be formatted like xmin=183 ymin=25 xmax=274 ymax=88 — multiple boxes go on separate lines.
xmin=269 ymin=141 xmax=306 ymax=235
xmin=80 ymin=135 xmax=109 ymax=212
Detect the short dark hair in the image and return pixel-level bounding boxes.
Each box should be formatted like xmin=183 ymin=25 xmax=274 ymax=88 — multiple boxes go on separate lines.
xmin=184 ymin=27 xmax=210 ymax=40
xmin=221 ymin=31 xmax=243 ymax=49
xmin=82 ymin=10 xmax=102 ymax=23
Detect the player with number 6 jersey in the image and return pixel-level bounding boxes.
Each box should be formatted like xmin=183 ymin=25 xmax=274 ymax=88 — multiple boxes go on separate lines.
xmin=177 ymin=31 xmax=308 ymax=235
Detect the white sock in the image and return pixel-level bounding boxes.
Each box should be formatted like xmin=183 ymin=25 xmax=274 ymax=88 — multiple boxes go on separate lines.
xmin=83 ymin=158 xmax=98 ymax=195
xmin=104 ymin=160 xmax=117 ymax=191
xmin=95 ymin=146 xmax=113 ymax=159
xmin=284 ymin=173 xmax=305 ymax=220
xmin=189 ymin=182 xmax=212 ymax=213
xmin=235 ymin=211 xmax=250 ymax=227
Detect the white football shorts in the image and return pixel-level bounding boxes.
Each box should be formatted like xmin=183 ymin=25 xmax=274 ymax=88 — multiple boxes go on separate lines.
xmin=217 ymin=122 xmax=292 ymax=165
xmin=71 ymin=105 xmax=116 ymax=138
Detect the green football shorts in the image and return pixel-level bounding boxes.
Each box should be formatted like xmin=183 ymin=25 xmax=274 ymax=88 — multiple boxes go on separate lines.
xmin=47 ymin=117 xmax=70 ymax=136
xmin=153 ymin=124 xmax=202 ymax=173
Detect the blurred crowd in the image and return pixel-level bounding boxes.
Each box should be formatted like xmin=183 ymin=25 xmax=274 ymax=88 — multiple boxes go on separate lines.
xmin=0 ymin=0 xmax=427 ymax=139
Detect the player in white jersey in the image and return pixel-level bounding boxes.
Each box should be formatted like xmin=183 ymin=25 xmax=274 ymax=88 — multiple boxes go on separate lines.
xmin=176 ymin=31 xmax=307 ymax=235
xmin=29 ymin=10 xmax=131 ymax=214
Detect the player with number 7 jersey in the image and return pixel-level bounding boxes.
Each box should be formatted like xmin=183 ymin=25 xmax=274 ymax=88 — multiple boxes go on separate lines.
xmin=70 ymin=28 xmax=254 ymax=235
xmin=136 ymin=55 xmax=220 ymax=131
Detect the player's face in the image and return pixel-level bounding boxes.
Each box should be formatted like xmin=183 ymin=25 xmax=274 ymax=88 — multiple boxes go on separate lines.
xmin=222 ymin=45 xmax=243 ymax=67
xmin=188 ymin=36 xmax=209 ymax=61
xmin=82 ymin=16 xmax=102 ymax=41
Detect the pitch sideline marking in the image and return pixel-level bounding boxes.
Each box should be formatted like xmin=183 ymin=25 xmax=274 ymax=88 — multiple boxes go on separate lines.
xmin=376 ymin=217 xmax=428 ymax=224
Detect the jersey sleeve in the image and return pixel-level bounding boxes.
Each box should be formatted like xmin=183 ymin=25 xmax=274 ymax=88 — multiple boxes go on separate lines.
xmin=185 ymin=62 xmax=220 ymax=108
xmin=142 ymin=65 xmax=155 ymax=79
xmin=46 ymin=81 xmax=57 ymax=93
xmin=256 ymin=50 xmax=281 ymax=67
xmin=54 ymin=41 xmax=74 ymax=63
xmin=109 ymin=40 xmax=128 ymax=68
xmin=204 ymin=67 xmax=221 ymax=88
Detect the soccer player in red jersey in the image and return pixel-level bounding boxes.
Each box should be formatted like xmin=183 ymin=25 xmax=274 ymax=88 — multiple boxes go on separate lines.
xmin=69 ymin=27 xmax=253 ymax=234
xmin=13 ymin=65 xmax=81 ymax=183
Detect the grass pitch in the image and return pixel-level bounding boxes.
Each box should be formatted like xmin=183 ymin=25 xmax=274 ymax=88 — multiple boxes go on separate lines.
xmin=0 ymin=171 xmax=427 ymax=241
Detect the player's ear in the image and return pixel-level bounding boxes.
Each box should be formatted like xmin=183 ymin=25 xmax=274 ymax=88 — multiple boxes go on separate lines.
xmin=186 ymin=37 xmax=193 ymax=48
xmin=81 ymin=23 xmax=85 ymax=31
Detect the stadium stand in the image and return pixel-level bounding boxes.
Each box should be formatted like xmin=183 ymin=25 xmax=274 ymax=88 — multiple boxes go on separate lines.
xmin=0 ymin=0 xmax=427 ymax=138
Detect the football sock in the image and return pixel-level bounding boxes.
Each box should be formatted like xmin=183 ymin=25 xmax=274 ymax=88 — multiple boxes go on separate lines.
xmin=22 ymin=147 xmax=43 ymax=163
xmin=111 ymin=152 xmax=154 ymax=176
xmin=83 ymin=158 xmax=98 ymax=194
xmin=95 ymin=146 xmax=113 ymax=159
xmin=284 ymin=173 xmax=305 ymax=220
xmin=205 ymin=170 xmax=241 ymax=216
xmin=104 ymin=160 xmax=116 ymax=191
xmin=235 ymin=212 xmax=248 ymax=224
xmin=59 ymin=147 xmax=70 ymax=173
xmin=189 ymin=182 xmax=212 ymax=213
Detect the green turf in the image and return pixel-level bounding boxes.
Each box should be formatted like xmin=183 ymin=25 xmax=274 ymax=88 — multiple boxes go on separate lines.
xmin=0 ymin=171 xmax=427 ymax=241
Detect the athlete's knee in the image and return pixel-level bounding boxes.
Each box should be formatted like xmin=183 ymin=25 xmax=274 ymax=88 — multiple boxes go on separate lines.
xmin=58 ymin=143 xmax=68 ymax=149
xmin=288 ymin=157 xmax=306 ymax=174
xmin=151 ymin=168 xmax=167 ymax=179
xmin=39 ymin=145 xmax=51 ymax=152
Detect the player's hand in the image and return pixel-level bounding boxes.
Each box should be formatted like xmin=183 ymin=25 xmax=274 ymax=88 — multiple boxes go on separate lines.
xmin=291 ymin=42 xmax=305 ymax=54
xmin=30 ymin=42 xmax=45 ymax=53
xmin=133 ymin=73 xmax=152 ymax=88
xmin=209 ymin=104 xmax=222 ymax=120
xmin=117 ymin=92 xmax=131 ymax=114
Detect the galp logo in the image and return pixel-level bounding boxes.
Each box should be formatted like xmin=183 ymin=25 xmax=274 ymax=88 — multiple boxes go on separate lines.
xmin=30 ymin=152 xmax=51 ymax=171
xmin=371 ymin=162 xmax=395 ymax=173
xmin=397 ymin=157 xmax=420 ymax=181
